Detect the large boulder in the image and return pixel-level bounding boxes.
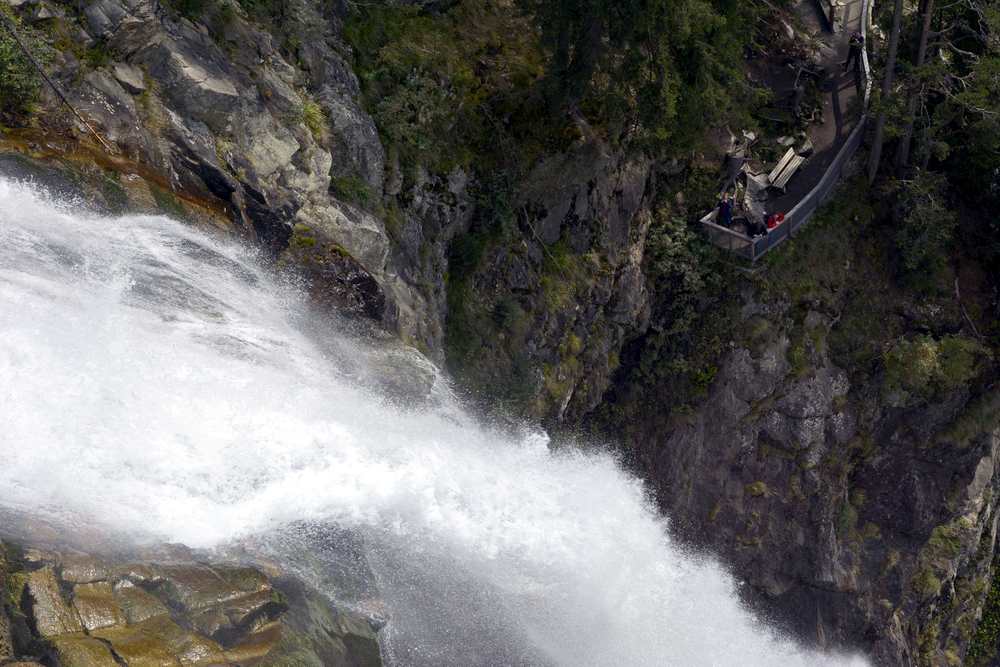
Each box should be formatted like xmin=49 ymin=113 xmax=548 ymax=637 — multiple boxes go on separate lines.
xmin=0 ymin=546 xmax=383 ymax=666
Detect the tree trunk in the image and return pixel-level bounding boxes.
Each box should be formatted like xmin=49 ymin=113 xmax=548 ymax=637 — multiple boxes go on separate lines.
xmin=867 ymin=0 xmax=905 ymax=184
xmin=564 ymin=3 xmax=604 ymax=104
xmin=542 ymin=0 xmax=572 ymax=115
xmin=894 ymin=0 xmax=935 ymax=174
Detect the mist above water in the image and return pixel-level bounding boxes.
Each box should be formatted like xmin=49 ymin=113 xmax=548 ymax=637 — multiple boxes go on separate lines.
xmin=0 ymin=177 xmax=867 ymax=666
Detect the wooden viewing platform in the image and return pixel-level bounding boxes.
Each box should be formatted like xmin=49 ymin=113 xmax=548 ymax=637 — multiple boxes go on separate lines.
xmin=699 ymin=0 xmax=874 ymax=263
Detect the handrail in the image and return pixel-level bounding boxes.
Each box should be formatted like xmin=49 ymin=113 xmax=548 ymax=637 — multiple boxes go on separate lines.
xmin=700 ymin=213 xmax=754 ymax=242
xmin=698 ymin=0 xmax=874 ymax=262
xmin=704 ymin=222 xmax=751 ymax=242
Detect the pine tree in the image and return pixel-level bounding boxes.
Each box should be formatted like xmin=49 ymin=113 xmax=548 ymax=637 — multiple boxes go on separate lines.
xmin=868 ymin=0 xmax=904 ymax=184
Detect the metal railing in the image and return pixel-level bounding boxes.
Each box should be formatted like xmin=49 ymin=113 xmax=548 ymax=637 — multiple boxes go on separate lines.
xmin=698 ymin=0 xmax=874 ymax=263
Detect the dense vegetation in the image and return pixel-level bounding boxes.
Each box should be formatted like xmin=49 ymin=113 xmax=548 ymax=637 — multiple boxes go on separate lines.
xmin=519 ymin=0 xmax=764 ymax=151
xmin=867 ymin=0 xmax=1000 ymax=304
xmin=341 ymin=0 xmax=772 ymax=409
xmin=344 ymin=1 xmax=548 ymax=175
xmin=0 ymin=11 xmax=45 ymax=119
xmin=344 ymin=0 xmax=764 ymax=174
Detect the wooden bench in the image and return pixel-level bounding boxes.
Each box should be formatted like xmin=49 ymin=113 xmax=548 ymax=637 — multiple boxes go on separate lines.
xmin=768 ymin=147 xmax=806 ymax=191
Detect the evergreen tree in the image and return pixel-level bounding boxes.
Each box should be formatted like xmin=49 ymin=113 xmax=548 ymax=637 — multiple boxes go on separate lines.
xmin=521 ymin=0 xmax=755 ymax=150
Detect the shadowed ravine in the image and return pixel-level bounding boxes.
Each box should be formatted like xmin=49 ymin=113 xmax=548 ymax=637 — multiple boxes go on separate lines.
xmin=0 ymin=178 xmax=868 ymax=666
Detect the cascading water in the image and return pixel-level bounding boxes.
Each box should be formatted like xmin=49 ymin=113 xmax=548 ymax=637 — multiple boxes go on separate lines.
xmin=0 ymin=176 xmax=867 ymax=666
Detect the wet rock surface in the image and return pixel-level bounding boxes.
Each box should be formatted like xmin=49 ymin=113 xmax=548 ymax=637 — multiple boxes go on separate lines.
xmin=0 ymin=543 xmax=381 ymax=666
xmin=6 ymin=0 xmax=398 ymax=337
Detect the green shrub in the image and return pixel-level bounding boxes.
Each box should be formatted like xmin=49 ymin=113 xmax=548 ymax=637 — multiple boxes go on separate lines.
xmin=0 ymin=16 xmax=44 ymax=118
xmin=83 ymin=40 xmax=111 ymax=69
xmin=493 ymin=297 xmax=528 ymax=333
xmin=301 ymin=99 xmax=326 ymax=141
xmin=913 ymin=567 xmax=943 ymax=599
xmin=210 ymin=2 xmax=236 ymax=41
xmin=883 ymin=336 xmax=939 ymax=397
xmin=882 ymin=334 xmax=989 ymax=405
xmin=927 ymin=523 xmax=964 ymax=561
xmin=236 ymin=0 xmax=282 ymax=21
xmin=644 ymin=210 xmax=711 ymax=336
xmin=938 ymin=336 xmax=989 ymax=390
xmin=170 ymin=0 xmax=210 ymax=20
xmin=836 ymin=502 xmax=858 ymax=537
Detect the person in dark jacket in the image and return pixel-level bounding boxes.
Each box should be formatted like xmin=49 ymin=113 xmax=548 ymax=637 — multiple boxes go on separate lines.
xmin=843 ymin=32 xmax=864 ymax=73
xmin=747 ymin=215 xmax=767 ymax=237
xmin=717 ymin=193 xmax=734 ymax=227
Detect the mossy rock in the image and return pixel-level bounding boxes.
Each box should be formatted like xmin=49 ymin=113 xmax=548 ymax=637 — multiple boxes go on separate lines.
xmin=94 ymin=615 xmax=227 ymax=666
xmin=49 ymin=634 xmax=117 ymax=667
xmin=72 ymin=582 xmax=125 ymax=632
xmin=257 ymin=577 xmax=380 ymax=667
xmin=24 ymin=567 xmax=83 ymax=638
xmin=112 ymin=581 xmax=170 ymax=626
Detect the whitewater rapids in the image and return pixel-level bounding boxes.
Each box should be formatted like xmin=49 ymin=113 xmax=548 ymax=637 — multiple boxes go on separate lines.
xmin=0 ymin=177 xmax=867 ymax=666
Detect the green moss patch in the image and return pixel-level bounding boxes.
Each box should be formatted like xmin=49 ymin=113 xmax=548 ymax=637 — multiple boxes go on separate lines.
xmin=330 ymin=176 xmax=372 ymax=208
xmin=150 ymin=185 xmax=189 ymax=222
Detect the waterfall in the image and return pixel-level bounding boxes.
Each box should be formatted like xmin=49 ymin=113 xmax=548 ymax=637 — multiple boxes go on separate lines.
xmin=0 ymin=177 xmax=867 ymax=666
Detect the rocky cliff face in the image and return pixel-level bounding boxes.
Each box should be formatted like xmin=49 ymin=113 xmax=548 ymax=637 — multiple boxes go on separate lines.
xmin=444 ymin=143 xmax=653 ymax=420
xmin=6 ymin=0 xmax=426 ymax=334
xmin=588 ymin=191 xmax=1000 ymax=665
xmin=622 ymin=313 xmax=999 ymax=665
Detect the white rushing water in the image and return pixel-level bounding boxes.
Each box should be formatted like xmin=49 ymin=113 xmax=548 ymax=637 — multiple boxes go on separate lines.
xmin=0 ymin=177 xmax=867 ymax=666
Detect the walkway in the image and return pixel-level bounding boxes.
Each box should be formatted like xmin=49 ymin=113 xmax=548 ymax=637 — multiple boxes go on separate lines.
xmin=770 ymin=0 xmax=866 ymax=213
xmin=700 ymin=0 xmax=872 ymax=262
